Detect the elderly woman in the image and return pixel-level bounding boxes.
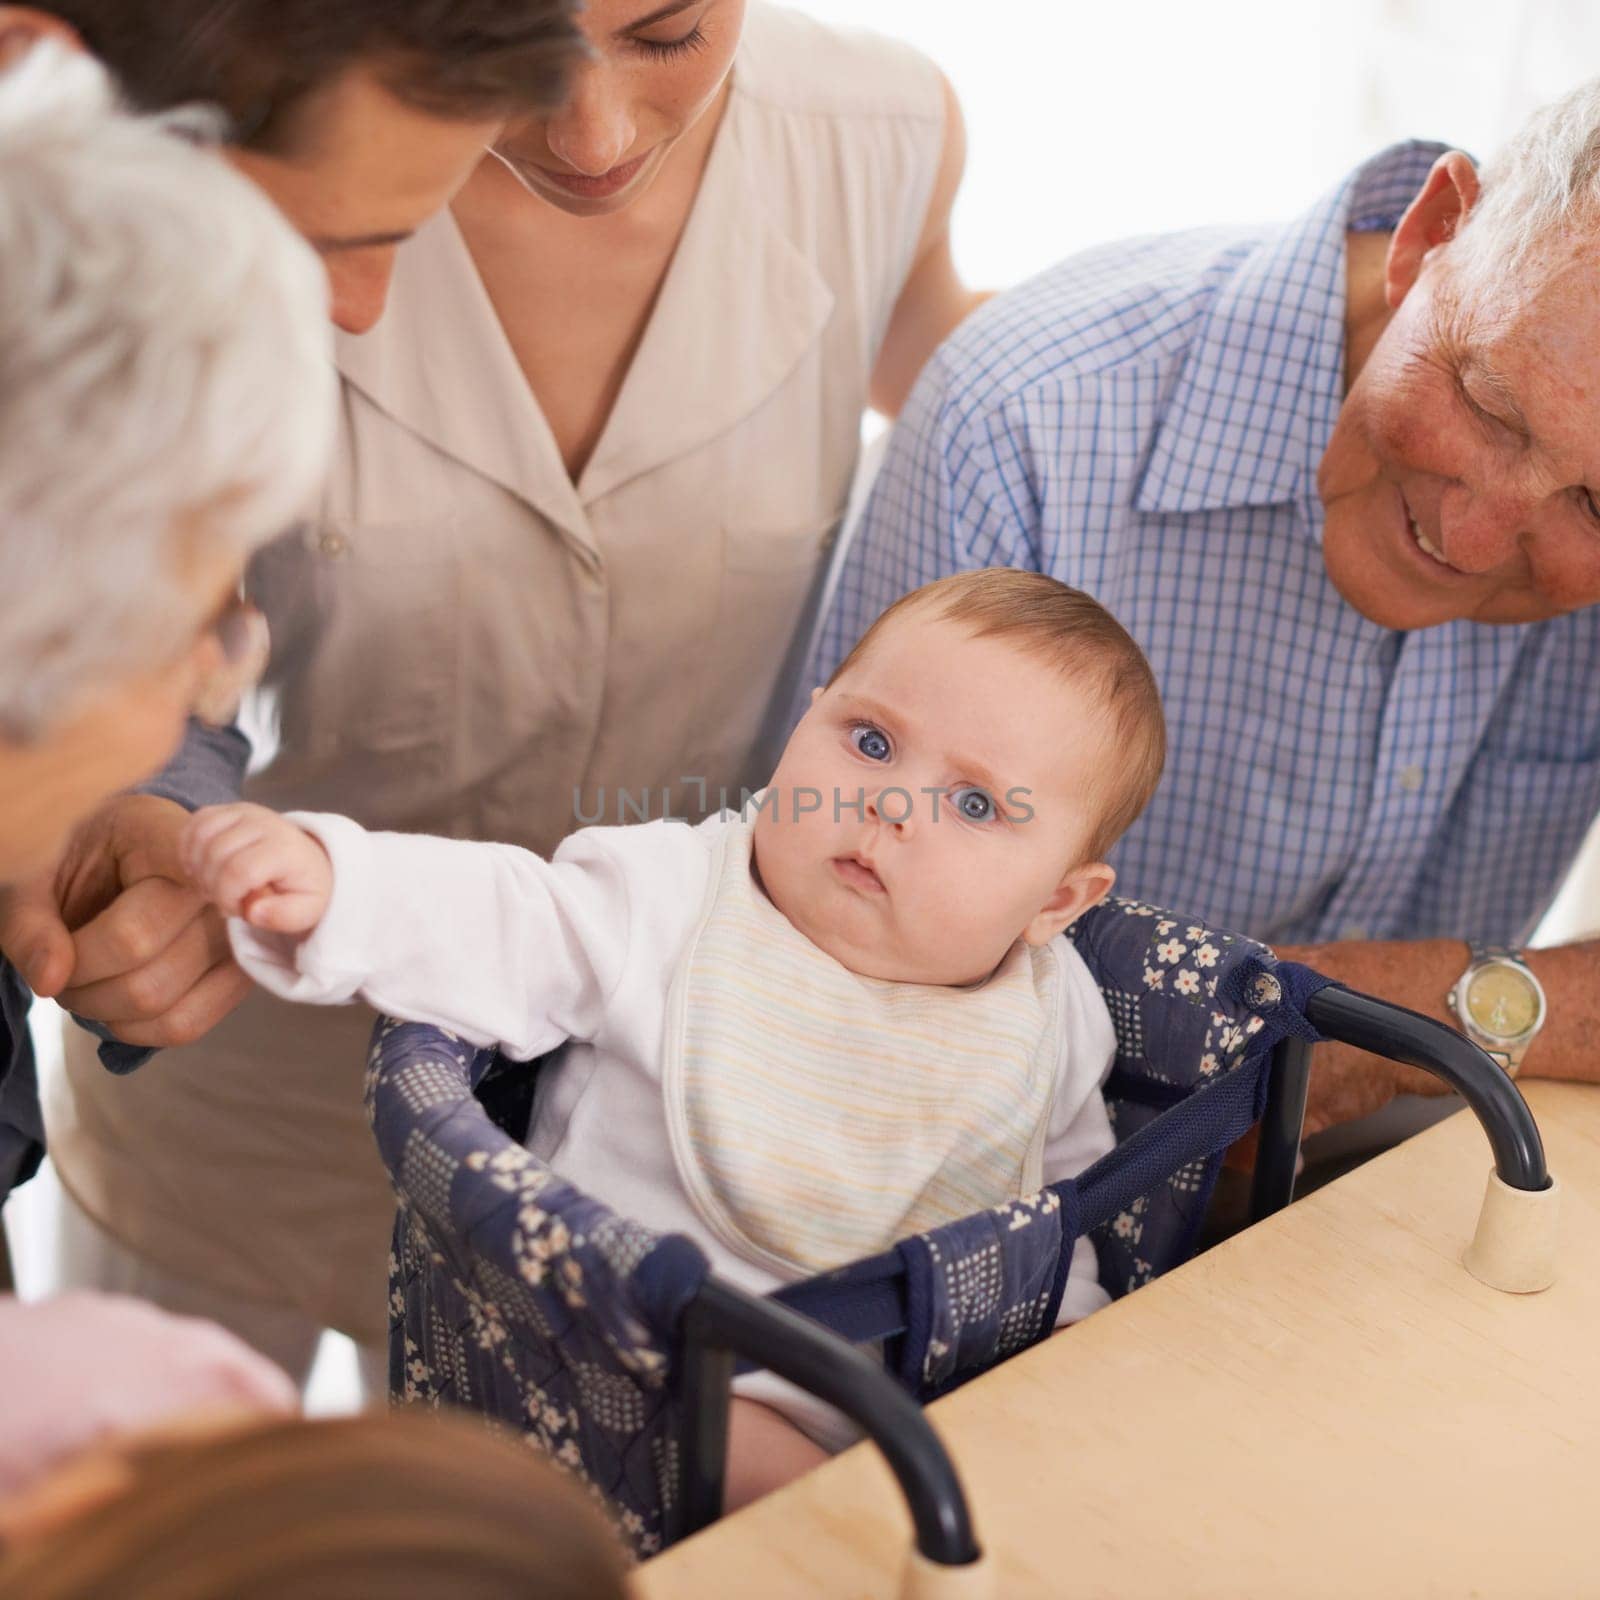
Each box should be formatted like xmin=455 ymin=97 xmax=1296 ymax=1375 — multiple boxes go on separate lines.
xmin=0 ymin=41 xmax=334 ymax=1482
xmin=40 ymin=0 xmax=990 ymax=1392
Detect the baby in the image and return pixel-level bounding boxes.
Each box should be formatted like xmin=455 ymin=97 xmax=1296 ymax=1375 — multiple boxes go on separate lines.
xmin=182 ymin=569 xmax=1167 ymax=1506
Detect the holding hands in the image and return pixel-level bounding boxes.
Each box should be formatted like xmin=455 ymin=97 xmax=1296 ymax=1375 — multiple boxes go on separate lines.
xmin=0 ymin=795 xmax=255 ymax=1050
xmin=181 ymin=805 xmax=332 ymax=937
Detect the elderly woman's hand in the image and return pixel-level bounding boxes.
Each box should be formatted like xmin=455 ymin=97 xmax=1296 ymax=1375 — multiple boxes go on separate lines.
xmin=0 ymin=1291 xmax=297 ymax=1504
xmin=0 ymin=795 xmax=252 ymax=1049
xmin=182 ymin=804 xmax=333 ymax=937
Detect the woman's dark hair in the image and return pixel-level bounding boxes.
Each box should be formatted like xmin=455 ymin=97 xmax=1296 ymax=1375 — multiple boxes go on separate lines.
xmin=40 ymin=0 xmax=585 ymax=149
xmin=0 ymin=1412 xmax=630 ymax=1600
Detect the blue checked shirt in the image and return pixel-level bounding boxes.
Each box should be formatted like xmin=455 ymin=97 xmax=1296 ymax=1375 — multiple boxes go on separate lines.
xmin=813 ymin=142 xmax=1600 ymax=948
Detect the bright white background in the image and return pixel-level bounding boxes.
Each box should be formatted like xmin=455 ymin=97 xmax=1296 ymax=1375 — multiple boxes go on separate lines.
xmin=12 ymin=0 xmax=1600 ymax=1396
xmin=792 ymin=0 xmax=1600 ymax=288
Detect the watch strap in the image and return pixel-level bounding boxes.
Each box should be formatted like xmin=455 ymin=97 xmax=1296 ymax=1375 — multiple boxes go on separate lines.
xmin=1467 ymin=940 xmax=1516 ymax=964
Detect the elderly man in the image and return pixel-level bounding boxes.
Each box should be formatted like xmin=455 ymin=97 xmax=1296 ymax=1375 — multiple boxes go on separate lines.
xmin=815 ymin=85 xmax=1600 ymax=1152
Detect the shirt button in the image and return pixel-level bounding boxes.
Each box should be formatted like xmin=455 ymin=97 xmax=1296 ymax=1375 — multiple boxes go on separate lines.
xmin=318 ymin=530 xmax=349 ymax=559
xmin=1398 ymin=764 xmax=1424 ymax=793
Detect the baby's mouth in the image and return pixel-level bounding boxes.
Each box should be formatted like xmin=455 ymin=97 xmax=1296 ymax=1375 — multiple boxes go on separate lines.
xmin=831 ymin=855 xmax=886 ymax=894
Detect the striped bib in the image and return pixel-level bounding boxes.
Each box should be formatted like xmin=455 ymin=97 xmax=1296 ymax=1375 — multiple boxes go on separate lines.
xmin=662 ymin=815 xmax=1066 ymax=1278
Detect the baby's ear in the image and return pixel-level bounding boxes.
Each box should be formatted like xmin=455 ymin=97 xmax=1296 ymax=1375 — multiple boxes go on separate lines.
xmin=809 ymin=685 xmax=824 ymax=706
xmin=1022 ymin=862 xmax=1116 ymax=948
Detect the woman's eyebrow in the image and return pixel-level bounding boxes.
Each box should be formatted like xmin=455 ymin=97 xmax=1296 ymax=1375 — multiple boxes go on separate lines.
xmin=621 ymin=0 xmax=701 ymax=34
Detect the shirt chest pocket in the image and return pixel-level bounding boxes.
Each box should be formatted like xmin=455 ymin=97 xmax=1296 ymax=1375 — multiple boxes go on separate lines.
xmin=721 ymin=517 xmax=837 ymax=577
xmin=253 ymin=516 xmax=462 ymax=773
xmin=1461 ymin=747 xmax=1600 ymax=853
xmin=1441 ymin=746 xmax=1600 ymax=938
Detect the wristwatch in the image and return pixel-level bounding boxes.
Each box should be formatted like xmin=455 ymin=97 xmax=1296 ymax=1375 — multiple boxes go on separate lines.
xmin=1448 ymin=942 xmax=1547 ymax=1077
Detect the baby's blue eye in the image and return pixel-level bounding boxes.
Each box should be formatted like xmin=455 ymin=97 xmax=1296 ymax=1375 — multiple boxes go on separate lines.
xmin=852 ymin=725 xmax=891 ymax=762
xmin=952 ymin=787 xmax=996 ymax=823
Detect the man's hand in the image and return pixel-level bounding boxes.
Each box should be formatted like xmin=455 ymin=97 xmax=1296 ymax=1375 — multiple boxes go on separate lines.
xmin=1273 ymin=939 xmax=1463 ymax=1135
xmin=0 ymin=794 xmax=251 ymax=1048
xmin=181 ymin=804 xmax=333 ymax=936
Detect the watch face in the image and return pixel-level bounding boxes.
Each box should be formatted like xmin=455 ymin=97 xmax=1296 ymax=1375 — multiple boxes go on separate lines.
xmin=1464 ymin=964 xmax=1542 ymax=1041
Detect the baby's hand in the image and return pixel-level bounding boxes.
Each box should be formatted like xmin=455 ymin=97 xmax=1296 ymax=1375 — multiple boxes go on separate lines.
xmin=181 ymin=804 xmax=333 ymax=936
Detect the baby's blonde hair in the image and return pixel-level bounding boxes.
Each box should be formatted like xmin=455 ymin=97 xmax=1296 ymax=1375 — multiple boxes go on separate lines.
xmin=828 ymin=569 xmax=1166 ymax=860
xmin=0 ymin=1412 xmax=628 ymax=1600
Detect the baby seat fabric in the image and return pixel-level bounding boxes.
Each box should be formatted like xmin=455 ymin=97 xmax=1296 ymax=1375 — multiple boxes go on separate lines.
xmin=370 ymin=896 xmax=1333 ymax=1555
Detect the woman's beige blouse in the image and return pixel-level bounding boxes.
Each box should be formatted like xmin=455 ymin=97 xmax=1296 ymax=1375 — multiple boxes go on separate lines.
xmin=46 ymin=3 xmax=947 ymax=1338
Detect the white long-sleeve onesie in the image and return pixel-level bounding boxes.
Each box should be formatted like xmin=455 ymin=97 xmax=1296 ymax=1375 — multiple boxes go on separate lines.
xmin=232 ymin=809 xmax=1117 ymax=1445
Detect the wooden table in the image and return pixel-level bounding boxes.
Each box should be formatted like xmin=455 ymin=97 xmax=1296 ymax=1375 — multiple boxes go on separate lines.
xmin=634 ymin=1082 xmax=1600 ymax=1599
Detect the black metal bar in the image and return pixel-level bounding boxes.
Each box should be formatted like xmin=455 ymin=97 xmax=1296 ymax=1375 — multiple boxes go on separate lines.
xmin=678 ymin=1336 xmax=735 ymax=1536
xmin=680 ymin=1277 xmax=980 ymax=1567
xmin=1305 ymin=987 xmax=1549 ymax=1191
xmin=1250 ymin=1034 xmax=1314 ymax=1222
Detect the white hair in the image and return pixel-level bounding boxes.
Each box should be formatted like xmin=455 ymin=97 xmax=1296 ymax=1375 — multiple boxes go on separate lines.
xmin=1453 ymin=77 xmax=1600 ymax=282
xmin=0 ymin=42 xmax=334 ymax=739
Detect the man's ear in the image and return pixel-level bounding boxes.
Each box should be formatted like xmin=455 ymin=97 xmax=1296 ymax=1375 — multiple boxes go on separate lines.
xmin=1022 ymin=861 xmax=1116 ymax=948
xmin=0 ymin=9 xmax=84 ymax=69
xmin=1385 ymin=150 xmax=1481 ymax=310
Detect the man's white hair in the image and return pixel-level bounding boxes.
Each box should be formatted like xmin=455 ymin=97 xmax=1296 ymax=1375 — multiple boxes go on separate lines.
xmin=1453 ymin=76 xmax=1600 ymax=281
xmin=0 ymin=43 xmax=334 ymax=739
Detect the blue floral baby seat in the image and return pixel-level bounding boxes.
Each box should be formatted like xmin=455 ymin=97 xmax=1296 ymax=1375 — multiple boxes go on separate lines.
xmin=368 ymin=894 xmax=1353 ymax=1564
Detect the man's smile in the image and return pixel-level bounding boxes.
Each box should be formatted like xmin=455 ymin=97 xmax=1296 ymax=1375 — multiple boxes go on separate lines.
xmin=1402 ymin=490 xmax=1456 ymax=570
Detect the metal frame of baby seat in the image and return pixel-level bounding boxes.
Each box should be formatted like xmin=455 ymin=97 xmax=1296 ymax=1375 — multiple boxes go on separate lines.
xmin=675 ymin=1279 xmax=978 ymax=1563
xmin=1248 ymin=987 xmax=1550 ymax=1221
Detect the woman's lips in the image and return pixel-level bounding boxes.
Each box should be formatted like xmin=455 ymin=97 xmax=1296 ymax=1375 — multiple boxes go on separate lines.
xmin=534 ymin=149 xmax=651 ymax=200
xmin=832 ymin=856 xmax=885 ymax=894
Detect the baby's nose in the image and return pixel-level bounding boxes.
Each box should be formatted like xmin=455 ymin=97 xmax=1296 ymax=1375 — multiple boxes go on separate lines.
xmin=866 ymin=786 xmax=918 ymax=832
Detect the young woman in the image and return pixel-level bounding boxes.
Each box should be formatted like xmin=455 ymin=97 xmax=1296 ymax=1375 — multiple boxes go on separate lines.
xmin=49 ymin=1 xmax=988 ymax=1394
